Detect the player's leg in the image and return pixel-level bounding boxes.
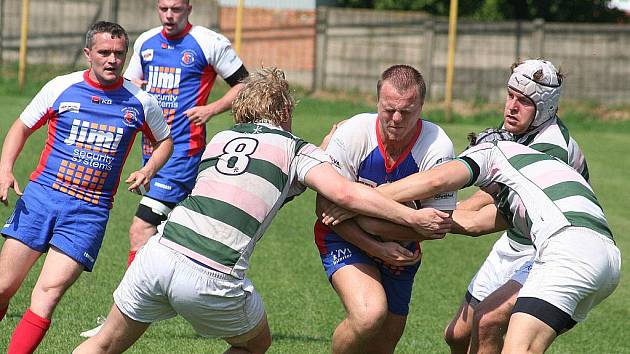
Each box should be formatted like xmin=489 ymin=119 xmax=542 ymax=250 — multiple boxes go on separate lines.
xmin=8 ymin=246 xmax=83 ymax=353
xmin=469 ymin=280 xmax=521 ymax=354
xmin=129 ymin=154 xmax=199 ymax=263
xmin=224 ymin=314 xmax=272 ymax=354
xmin=502 ymin=312 xmax=556 ymax=354
xmin=0 ymin=238 xmax=42 ymax=316
xmin=443 ymin=297 xmax=476 ymax=354
xmin=74 ymin=303 xmax=151 ymax=353
xmin=364 ymin=312 xmax=406 ymax=354
xmin=363 ymin=253 xmax=420 ymax=354
xmin=331 ymin=263 xmax=388 ymax=354
xmin=0 ymin=183 xmax=56 ymax=318
xmin=504 ymin=228 xmax=621 ymax=353
xmin=129 ymin=196 xmax=175 ymax=259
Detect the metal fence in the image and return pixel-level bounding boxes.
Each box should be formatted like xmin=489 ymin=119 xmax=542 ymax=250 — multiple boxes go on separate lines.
xmin=1 ymin=1 xmax=629 ymax=104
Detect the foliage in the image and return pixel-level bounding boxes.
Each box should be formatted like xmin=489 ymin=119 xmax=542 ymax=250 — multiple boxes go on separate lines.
xmin=334 ymin=0 xmax=628 ymax=22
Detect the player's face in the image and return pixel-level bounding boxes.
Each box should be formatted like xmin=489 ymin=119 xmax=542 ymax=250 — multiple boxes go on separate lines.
xmin=158 ymin=0 xmax=192 ymax=37
xmin=503 ymin=87 xmax=536 ymax=135
xmin=377 ymin=81 xmax=423 ymax=144
xmin=84 ymin=32 xmax=127 ymax=86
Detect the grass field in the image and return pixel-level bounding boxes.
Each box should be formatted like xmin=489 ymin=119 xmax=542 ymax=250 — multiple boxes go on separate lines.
xmin=0 ymin=76 xmax=628 ymax=353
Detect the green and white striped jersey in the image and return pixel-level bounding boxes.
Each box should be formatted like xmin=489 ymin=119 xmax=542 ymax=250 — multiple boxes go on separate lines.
xmin=501 ymin=117 xmax=589 ymax=245
xmin=459 ymin=141 xmax=612 ymax=249
xmin=158 ymin=123 xmax=329 ymax=279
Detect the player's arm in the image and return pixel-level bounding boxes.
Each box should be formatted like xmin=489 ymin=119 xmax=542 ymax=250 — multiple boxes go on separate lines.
xmin=316 ymin=195 xmax=420 ymax=265
xmin=126 ymin=136 xmax=173 ymax=193
xmin=0 ymin=119 xmax=33 ymax=205
xmin=186 ymin=66 xmax=249 ymax=126
xmin=377 ymin=159 xmax=472 ymax=204
xmin=456 ymin=189 xmax=495 ymax=211
xmin=451 ymin=203 xmax=508 ymax=236
xmin=353 ymin=211 xmax=451 ymax=241
xmin=305 ymin=162 xmax=451 ymax=236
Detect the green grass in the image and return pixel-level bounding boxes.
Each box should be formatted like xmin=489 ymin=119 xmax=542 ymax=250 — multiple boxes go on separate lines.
xmin=0 ymin=78 xmax=628 ymax=353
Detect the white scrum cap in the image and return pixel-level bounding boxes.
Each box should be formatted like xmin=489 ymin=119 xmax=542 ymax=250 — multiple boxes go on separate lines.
xmin=507 ymin=59 xmax=562 ymax=128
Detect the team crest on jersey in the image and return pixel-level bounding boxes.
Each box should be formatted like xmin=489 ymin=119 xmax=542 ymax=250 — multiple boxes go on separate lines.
xmin=180 ymin=50 xmax=195 ymax=67
xmin=121 ymin=107 xmax=139 ymax=127
xmin=59 ymin=102 xmax=81 ymax=114
xmin=141 ymin=49 xmax=154 ymax=61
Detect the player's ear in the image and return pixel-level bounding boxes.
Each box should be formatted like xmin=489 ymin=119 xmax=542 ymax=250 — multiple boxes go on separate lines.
xmin=83 ymin=47 xmax=91 ymax=63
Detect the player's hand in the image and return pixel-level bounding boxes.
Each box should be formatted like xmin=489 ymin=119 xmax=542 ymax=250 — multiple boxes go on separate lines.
xmin=321 ymin=204 xmax=357 ymax=226
xmin=130 ymin=79 xmax=148 ymax=90
xmin=125 ymin=170 xmax=150 ymax=195
xmin=370 ymin=241 xmax=421 ymax=267
xmin=185 ymin=106 xmax=214 ymax=126
xmin=0 ymin=170 xmax=22 ymax=206
xmin=412 ymin=208 xmax=452 ymax=237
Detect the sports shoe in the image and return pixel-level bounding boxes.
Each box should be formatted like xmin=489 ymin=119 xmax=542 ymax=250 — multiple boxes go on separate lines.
xmin=79 ymin=316 xmax=106 ymax=337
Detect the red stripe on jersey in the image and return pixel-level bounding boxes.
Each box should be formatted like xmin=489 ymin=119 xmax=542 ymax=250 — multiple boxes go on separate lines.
xmin=30 ymin=108 xmax=53 ymax=131
xmin=30 ymin=110 xmax=58 ymax=181
xmin=314 ymin=221 xmax=332 ymax=254
xmin=109 ymin=133 xmax=137 ymax=209
xmin=83 ymin=70 xmax=124 ymax=90
xmin=188 ymin=65 xmax=217 ymax=156
xmin=376 ymin=119 xmax=422 ymax=174
xmin=141 ymin=121 xmax=158 ymax=145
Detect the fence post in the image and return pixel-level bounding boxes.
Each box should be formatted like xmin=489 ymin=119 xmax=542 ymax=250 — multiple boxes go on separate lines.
xmin=313 ymin=6 xmax=329 ymax=92
xmin=0 ymin=0 xmax=4 ymax=65
xmin=209 ymin=0 xmax=220 ymax=31
xmin=110 ymin=0 xmax=119 ymax=23
xmin=423 ymin=18 xmax=434 ymax=99
xmin=532 ymin=18 xmax=545 ymax=58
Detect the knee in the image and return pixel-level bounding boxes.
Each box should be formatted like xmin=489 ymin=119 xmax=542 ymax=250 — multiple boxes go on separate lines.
xmin=473 ymin=308 xmax=509 ymax=338
xmin=31 ymin=283 xmax=66 ymax=311
xmin=443 ymin=320 xmax=471 ymax=349
xmin=0 ymin=285 xmax=17 ymax=305
xmin=347 ymin=306 xmax=388 ymax=337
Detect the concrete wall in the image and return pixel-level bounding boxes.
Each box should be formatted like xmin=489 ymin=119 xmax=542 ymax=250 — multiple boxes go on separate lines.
xmin=316 ymin=8 xmax=630 ymax=104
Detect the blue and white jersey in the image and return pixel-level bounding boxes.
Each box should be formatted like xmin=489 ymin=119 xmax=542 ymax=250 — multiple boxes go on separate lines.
xmin=19 ymin=70 xmax=170 ymax=208
xmin=125 ymin=23 xmax=243 ymax=157
xmin=326 ymin=113 xmax=457 ymax=210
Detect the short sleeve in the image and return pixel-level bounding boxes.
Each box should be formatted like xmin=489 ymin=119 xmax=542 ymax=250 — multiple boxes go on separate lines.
xmin=143 ymin=95 xmax=170 ymax=142
xmin=293 ymin=143 xmax=330 ymax=184
xmin=192 ymin=27 xmax=243 ymax=80
xmin=19 ymin=78 xmax=59 ymax=129
xmin=457 ymin=143 xmax=494 ymax=187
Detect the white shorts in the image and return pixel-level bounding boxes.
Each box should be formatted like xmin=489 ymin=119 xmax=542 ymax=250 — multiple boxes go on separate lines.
xmin=113 ymin=236 xmax=266 ymax=338
xmin=518 ymin=227 xmax=621 ymax=322
xmin=467 ymin=233 xmax=535 ymax=303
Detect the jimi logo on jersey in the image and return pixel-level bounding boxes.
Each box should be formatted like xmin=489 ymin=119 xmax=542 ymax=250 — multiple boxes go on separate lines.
xmin=64 ymin=119 xmax=123 ymax=155
xmin=146 ymin=65 xmax=181 ymax=94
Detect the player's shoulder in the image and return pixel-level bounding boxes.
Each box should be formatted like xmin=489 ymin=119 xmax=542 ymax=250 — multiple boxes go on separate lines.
xmin=338 ymin=113 xmax=376 ymax=132
xmin=41 ymin=71 xmax=86 ymax=94
xmin=189 ymin=25 xmax=231 ymax=45
xmin=122 ymin=80 xmax=160 ymax=109
xmin=418 ymin=119 xmax=454 ymax=148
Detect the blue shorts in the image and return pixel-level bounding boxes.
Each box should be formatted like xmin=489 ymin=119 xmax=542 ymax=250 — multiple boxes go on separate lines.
xmin=315 ymin=223 xmax=421 ymax=315
xmin=1 ymin=182 xmax=109 ymax=271
xmin=143 ymin=152 xmax=202 ymax=204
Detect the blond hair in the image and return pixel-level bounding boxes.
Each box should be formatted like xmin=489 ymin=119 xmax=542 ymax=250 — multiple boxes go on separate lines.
xmin=232 ymin=67 xmax=294 ymax=126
